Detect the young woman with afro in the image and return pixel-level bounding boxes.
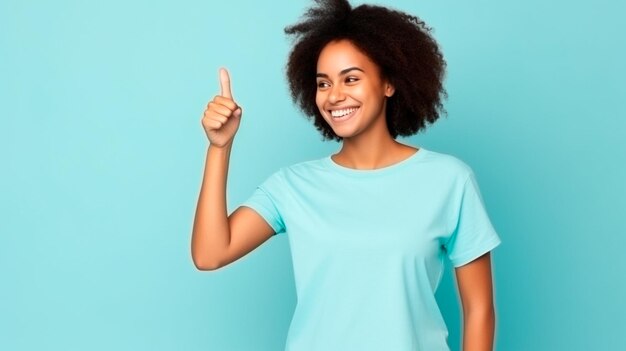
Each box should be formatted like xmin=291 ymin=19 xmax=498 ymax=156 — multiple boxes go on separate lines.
xmin=192 ymin=0 xmax=501 ymax=350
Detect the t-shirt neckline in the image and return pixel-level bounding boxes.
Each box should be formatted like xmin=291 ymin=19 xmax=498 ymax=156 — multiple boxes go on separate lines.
xmin=324 ymin=147 xmax=427 ymax=177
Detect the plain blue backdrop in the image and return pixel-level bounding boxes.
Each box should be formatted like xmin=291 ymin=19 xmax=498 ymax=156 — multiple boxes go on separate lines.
xmin=1 ymin=0 xmax=624 ymax=350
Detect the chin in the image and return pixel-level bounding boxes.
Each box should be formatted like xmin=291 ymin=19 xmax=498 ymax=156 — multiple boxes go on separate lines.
xmin=332 ymin=129 xmax=357 ymax=139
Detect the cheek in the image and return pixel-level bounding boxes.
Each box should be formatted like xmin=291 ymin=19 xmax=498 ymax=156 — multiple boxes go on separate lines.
xmin=361 ymin=84 xmax=384 ymax=104
xmin=350 ymin=85 xmax=368 ymax=100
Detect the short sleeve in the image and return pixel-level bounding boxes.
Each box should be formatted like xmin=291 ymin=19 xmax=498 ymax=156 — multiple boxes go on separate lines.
xmin=239 ymin=170 xmax=286 ymax=236
xmin=444 ymin=171 xmax=502 ymax=267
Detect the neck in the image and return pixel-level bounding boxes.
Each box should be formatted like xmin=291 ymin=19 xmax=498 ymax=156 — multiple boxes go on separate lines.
xmin=333 ymin=129 xmax=416 ymax=170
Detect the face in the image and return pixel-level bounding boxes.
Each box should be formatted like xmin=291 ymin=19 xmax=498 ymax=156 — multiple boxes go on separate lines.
xmin=315 ymin=39 xmax=395 ymax=139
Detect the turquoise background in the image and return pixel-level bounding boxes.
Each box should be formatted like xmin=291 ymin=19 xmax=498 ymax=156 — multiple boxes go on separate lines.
xmin=2 ymin=0 xmax=624 ymax=350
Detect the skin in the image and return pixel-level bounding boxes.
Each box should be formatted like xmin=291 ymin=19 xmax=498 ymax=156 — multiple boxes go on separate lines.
xmin=315 ymin=39 xmax=417 ymax=169
xmin=316 ymin=39 xmax=497 ymax=351
xmin=196 ymin=41 xmax=496 ymax=351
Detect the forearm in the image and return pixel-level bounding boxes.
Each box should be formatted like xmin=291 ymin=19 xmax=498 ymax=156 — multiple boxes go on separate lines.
xmin=461 ymin=307 xmax=495 ymax=351
xmin=191 ymin=143 xmax=233 ymax=269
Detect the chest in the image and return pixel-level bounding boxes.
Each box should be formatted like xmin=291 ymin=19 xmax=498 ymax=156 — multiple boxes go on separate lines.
xmin=280 ymin=178 xmax=453 ymax=260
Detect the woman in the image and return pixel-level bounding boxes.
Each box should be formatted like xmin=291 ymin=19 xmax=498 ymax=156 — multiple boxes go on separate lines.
xmin=191 ymin=1 xmax=501 ymax=350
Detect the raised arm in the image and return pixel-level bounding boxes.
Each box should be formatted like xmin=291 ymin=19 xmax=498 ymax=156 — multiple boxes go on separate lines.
xmin=454 ymin=252 xmax=497 ymax=351
xmin=191 ymin=68 xmax=275 ymax=270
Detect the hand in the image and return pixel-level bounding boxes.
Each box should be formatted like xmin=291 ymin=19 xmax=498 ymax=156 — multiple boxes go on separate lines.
xmin=201 ymin=68 xmax=243 ymax=148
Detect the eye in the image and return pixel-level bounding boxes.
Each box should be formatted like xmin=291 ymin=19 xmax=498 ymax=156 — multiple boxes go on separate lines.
xmin=346 ymin=76 xmax=359 ymax=83
xmin=317 ymin=81 xmax=330 ymax=89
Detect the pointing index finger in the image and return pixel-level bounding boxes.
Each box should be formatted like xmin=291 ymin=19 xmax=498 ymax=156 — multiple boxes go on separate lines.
xmin=219 ymin=68 xmax=232 ymax=99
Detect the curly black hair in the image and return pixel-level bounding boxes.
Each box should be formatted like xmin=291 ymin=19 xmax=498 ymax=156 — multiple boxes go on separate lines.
xmin=284 ymin=0 xmax=447 ymax=142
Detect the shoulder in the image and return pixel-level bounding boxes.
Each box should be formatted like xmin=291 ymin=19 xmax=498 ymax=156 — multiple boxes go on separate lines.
xmin=260 ymin=156 xmax=327 ymax=185
xmin=420 ymin=148 xmax=474 ymax=181
xmin=283 ymin=156 xmax=328 ymax=176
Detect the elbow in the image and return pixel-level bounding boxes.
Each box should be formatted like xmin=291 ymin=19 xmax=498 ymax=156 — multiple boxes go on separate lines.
xmin=191 ymin=249 xmax=222 ymax=271
xmin=191 ymin=230 xmax=227 ymax=271
xmin=192 ymin=257 xmax=221 ymax=271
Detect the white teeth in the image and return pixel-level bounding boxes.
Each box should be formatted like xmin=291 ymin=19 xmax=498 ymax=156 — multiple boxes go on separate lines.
xmin=331 ymin=107 xmax=358 ymax=117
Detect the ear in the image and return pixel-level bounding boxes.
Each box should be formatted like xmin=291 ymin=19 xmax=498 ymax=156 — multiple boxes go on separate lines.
xmin=384 ymin=81 xmax=395 ymax=97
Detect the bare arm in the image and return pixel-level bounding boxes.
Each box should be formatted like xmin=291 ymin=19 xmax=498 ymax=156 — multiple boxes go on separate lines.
xmin=191 ymin=68 xmax=275 ymax=270
xmin=190 ymin=144 xmax=232 ymax=269
xmin=454 ymin=252 xmax=496 ymax=351
xmin=190 ymin=144 xmax=276 ymax=270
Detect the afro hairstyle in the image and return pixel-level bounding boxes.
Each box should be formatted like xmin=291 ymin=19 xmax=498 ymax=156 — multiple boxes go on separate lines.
xmin=284 ymin=0 xmax=448 ymax=141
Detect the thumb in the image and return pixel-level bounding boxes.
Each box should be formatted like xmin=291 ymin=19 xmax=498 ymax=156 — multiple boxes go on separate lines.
xmin=233 ymin=107 xmax=242 ymax=118
xmin=219 ymin=67 xmax=233 ymax=99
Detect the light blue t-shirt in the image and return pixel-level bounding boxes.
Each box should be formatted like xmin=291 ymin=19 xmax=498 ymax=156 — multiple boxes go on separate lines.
xmin=240 ymin=147 xmax=501 ymax=351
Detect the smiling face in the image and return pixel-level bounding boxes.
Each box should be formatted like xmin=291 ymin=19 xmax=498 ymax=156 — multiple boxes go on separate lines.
xmin=315 ymin=39 xmax=395 ymax=139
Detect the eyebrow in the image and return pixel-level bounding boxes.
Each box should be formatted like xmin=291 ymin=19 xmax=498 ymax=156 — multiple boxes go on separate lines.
xmin=316 ymin=66 xmax=365 ymax=78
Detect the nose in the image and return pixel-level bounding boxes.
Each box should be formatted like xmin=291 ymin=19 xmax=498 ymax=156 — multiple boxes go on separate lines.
xmin=328 ymin=84 xmax=346 ymax=104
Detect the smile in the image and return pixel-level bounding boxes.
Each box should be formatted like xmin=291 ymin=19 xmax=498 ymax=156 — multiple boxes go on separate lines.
xmin=329 ymin=107 xmax=359 ymax=121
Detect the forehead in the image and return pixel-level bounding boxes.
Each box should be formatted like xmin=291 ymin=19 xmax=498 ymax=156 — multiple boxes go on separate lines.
xmin=316 ymin=39 xmax=379 ymax=74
